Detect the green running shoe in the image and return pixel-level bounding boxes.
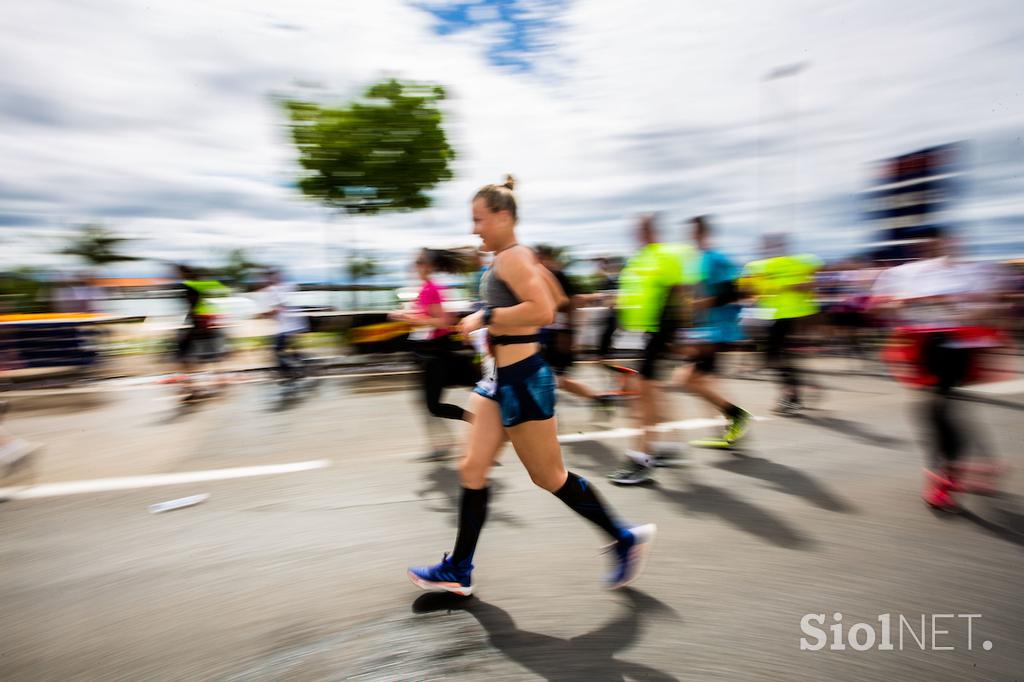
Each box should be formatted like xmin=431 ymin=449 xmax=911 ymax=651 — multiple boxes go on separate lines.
xmin=723 ymin=408 xmax=752 ymax=445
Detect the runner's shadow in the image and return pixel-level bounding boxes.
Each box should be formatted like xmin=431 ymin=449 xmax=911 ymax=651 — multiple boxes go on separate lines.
xmin=153 ymin=398 xmax=205 ymax=425
xmin=412 ymin=589 xmax=680 ymax=682
xmin=271 ymin=389 xmax=306 ymax=412
xmin=416 ymin=464 xmax=523 ymax=527
xmin=956 ymin=394 xmax=1024 ymax=412
xmin=654 ymin=474 xmax=814 ymax=550
xmin=562 ymin=439 xmax=629 ymax=471
xmin=958 ymin=494 xmax=1024 ymax=549
xmin=711 ymin=454 xmax=855 ymax=513
xmin=264 ymin=375 xmax=323 ymax=412
xmin=565 ymin=440 xmax=813 ymax=549
xmin=796 ymin=413 xmax=907 ymax=449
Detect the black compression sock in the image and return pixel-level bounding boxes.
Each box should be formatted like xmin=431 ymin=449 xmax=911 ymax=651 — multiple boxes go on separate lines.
xmin=450 ymin=486 xmax=489 ymax=565
xmin=553 ymin=472 xmax=628 ymax=543
xmin=724 ymin=403 xmax=742 ymax=418
xmin=437 ymin=404 xmax=467 ymax=421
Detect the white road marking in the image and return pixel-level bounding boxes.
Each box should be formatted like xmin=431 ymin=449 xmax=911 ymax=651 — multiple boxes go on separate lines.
xmin=557 ymin=416 xmax=769 ymax=443
xmin=963 ymin=378 xmax=1024 ymax=395
xmin=0 ymin=459 xmax=330 ymax=500
xmin=1 ymin=416 xmax=768 ymax=500
xmin=2 ymin=370 xmax=416 ymax=397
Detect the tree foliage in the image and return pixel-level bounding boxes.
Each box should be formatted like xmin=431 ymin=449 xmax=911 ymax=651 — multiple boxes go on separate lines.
xmin=284 ymin=79 xmax=455 ymax=215
xmin=347 ymin=256 xmax=378 ymax=283
xmin=60 ymin=223 xmax=138 ymax=266
xmin=0 ymin=268 xmax=51 ymax=313
xmin=219 ymin=248 xmax=266 ymax=290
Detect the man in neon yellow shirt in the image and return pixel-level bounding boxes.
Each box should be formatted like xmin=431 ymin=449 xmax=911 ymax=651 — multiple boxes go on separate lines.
xmin=742 ymin=234 xmax=822 ymax=414
xmin=610 ymin=215 xmax=698 ymax=485
xmin=175 ymin=265 xmax=229 ymax=403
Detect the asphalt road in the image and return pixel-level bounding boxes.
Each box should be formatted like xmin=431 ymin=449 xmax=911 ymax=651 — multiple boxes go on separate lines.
xmin=2 ymin=358 xmax=1022 ymax=681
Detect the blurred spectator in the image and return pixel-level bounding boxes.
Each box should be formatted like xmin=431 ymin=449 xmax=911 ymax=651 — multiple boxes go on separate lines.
xmin=468 ymin=248 xmax=489 ymax=310
xmin=871 ymin=227 xmax=1009 ymax=510
xmin=258 ymin=268 xmax=310 ymax=387
xmin=593 ymin=256 xmax=624 ymax=359
xmin=52 ymin=271 xmax=99 ymax=314
xmin=535 ymin=244 xmax=609 ymax=409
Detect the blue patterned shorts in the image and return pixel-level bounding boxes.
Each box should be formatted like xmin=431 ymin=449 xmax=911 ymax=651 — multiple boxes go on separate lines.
xmin=473 ymin=353 xmax=556 ymax=427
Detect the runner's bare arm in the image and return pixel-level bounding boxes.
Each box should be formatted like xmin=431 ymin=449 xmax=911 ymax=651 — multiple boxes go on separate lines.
xmin=393 ymin=303 xmax=450 ymax=329
xmin=538 ymin=266 xmax=570 ymax=311
xmin=489 ymin=249 xmax=556 ymax=327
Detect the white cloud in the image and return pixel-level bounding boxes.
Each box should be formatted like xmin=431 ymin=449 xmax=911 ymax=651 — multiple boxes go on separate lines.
xmin=0 ymin=0 xmax=1022 ymax=279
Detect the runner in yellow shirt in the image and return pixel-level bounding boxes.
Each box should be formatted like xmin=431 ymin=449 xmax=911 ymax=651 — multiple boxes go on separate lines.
xmin=609 ymin=215 xmax=698 ymax=485
xmin=742 ymin=234 xmax=822 ymax=414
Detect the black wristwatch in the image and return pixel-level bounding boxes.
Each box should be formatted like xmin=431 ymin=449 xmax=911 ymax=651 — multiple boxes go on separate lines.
xmin=482 ymin=306 xmax=494 ymax=326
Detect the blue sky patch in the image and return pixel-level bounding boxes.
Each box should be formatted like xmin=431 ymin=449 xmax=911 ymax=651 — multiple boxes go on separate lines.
xmin=413 ymin=0 xmax=567 ymax=71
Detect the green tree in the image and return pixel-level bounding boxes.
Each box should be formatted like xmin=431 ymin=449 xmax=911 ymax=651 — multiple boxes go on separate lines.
xmin=283 ymin=78 xmax=455 ymax=307
xmin=60 ymin=223 xmax=138 ymax=267
xmin=347 ymin=256 xmax=378 ymax=282
xmin=0 ymin=267 xmax=51 ymax=314
xmin=346 ymin=256 xmax=378 ymax=309
xmin=284 ymin=79 xmax=455 ymax=214
xmin=220 ymin=248 xmax=265 ymax=290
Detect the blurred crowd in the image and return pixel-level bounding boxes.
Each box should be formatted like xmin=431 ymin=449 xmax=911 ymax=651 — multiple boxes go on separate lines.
xmin=3 ymin=210 xmax=1022 ymax=507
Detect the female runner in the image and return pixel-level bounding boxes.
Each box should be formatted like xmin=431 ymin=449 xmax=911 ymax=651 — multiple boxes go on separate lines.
xmin=408 ymin=176 xmax=655 ymax=595
xmin=391 ymin=248 xmax=480 ymax=458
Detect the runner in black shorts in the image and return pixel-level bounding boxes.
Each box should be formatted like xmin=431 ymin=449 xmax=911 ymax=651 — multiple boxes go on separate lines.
xmin=173 ymin=265 xmax=223 ymax=403
xmin=608 ymin=215 xmax=692 ymax=485
xmin=407 ymin=175 xmax=655 ymax=595
xmin=535 ymin=245 xmax=611 ymax=411
xmin=671 ymin=217 xmax=751 ymax=448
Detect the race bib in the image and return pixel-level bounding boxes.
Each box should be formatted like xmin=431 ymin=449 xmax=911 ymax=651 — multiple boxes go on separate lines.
xmin=470 ymin=329 xmax=497 ymax=396
xmin=408 ymin=326 xmax=433 ymax=341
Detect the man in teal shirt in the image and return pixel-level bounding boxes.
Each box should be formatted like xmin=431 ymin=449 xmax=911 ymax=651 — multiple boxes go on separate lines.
xmin=672 ymin=216 xmax=752 ymax=447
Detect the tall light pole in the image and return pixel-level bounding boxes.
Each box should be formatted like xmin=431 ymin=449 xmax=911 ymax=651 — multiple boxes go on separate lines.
xmin=759 ymin=61 xmax=809 ymax=240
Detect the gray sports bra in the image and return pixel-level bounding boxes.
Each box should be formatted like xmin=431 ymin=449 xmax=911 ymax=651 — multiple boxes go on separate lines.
xmin=481 ymin=249 xmax=539 ymax=346
xmin=481 ymin=265 xmax=520 ymax=308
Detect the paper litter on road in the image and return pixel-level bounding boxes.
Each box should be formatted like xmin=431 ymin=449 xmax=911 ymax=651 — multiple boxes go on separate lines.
xmin=149 ymin=493 xmax=210 ymax=514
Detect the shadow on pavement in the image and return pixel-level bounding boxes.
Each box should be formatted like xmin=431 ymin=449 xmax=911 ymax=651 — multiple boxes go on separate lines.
xmin=654 ymin=476 xmax=814 ymax=550
xmin=958 ymin=494 xmax=1024 ymax=549
xmin=416 ymin=464 xmax=523 ymax=527
xmin=562 ymin=438 xmax=631 ymax=472
xmin=795 ymin=413 xmax=907 ymax=449
xmin=957 ymin=393 xmax=1024 ymax=412
xmin=153 ymin=398 xmax=204 ymax=425
xmin=565 ymin=440 xmax=814 ymax=550
xmin=712 ymin=453 xmax=856 ymax=513
xmin=412 ymin=588 xmax=680 ymax=682
xmin=265 ymin=376 xmax=322 ymax=412
xmin=2 ymin=387 xmax=112 ymax=416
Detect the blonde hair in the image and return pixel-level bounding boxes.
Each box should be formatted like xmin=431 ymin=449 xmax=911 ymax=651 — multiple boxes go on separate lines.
xmin=473 ymin=174 xmax=517 ymax=221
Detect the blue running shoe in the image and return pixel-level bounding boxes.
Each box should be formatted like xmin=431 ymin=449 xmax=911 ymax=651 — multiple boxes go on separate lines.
xmin=408 ymin=553 xmax=474 ymax=596
xmin=606 ymin=524 xmax=657 ymax=589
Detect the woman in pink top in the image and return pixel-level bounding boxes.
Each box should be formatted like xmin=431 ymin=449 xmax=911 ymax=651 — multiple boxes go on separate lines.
xmin=390 ymin=249 xmax=478 ymax=429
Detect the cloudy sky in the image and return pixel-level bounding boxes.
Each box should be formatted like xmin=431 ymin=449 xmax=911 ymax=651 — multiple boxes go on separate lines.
xmin=2 ymin=0 xmax=1022 ymax=280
